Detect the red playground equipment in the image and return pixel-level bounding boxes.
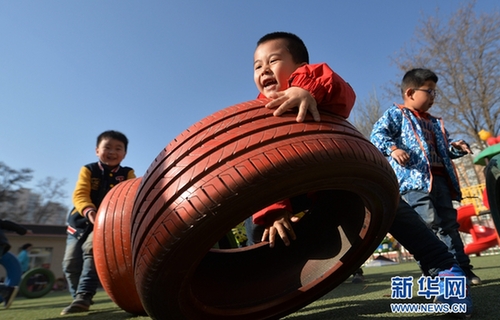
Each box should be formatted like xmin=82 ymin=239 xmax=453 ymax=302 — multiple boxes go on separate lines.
xmin=457 ymin=203 xmax=499 ymax=256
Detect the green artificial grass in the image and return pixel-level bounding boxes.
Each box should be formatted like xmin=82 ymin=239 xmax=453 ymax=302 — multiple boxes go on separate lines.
xmin=2 ymin=254 xmax=498 ymax=320
xmin=283 ymin=254 xmax=500 ymax=319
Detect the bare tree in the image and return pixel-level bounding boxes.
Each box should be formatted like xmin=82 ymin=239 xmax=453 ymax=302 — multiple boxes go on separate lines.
xmin=31 ymin=177 xmax=69 ymax=224
xmin=351 ymin=89 xmax=385 ymax=139
xmin=0 ymin=162 xmax=33 ymax=220
xmin=0 ymin=162 xmax=68 ymax=223
xmin=391 ymin=1 xmax=500 ymax=148
xmin=0 ymin=162 xmax=33 ymax=202
xmin=30 ymin=201 xmax=68 ymax=225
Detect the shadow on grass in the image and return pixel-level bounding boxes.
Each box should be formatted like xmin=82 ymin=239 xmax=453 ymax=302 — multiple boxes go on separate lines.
xmin=284 ymin=257 xmax=500 ymax=320
xmin=5 ymin=255 xmax=499 ymax=320
xmin=42 ymin=309 xmax=144 ymax=320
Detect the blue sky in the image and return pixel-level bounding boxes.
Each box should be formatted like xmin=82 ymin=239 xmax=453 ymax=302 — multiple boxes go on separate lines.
xmin=1 ymin=0 xmax=498 ymax=209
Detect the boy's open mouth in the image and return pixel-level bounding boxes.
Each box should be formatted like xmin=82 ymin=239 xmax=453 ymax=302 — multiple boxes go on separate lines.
xmin=263 ymin=78 xmax=277 ymax=88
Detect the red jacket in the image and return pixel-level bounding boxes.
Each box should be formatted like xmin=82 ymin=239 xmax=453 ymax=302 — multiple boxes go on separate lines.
xmin=253 ymin=63 xmax=356 ymax=225
xmin=257 ymin=63 xmax=356 ymax=118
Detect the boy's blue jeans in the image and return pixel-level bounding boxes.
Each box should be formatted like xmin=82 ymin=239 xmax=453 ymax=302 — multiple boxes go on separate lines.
xmin=388 ymin=197 xmax=456 ymax=276
xmin=402 ymin=175 xmax=470 ymax=269
xmin=61 ymin=231 xmax=98 ymax=299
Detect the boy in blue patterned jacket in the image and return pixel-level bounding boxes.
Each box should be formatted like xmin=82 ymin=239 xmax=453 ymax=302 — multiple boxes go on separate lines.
xmin=370 ymin=68 xmax=481 ymax=285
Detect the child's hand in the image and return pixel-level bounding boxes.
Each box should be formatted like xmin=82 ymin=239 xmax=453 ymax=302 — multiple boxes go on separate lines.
xmin=391 ymin=149 xmax=410 ymax=166
xmin=261 ymin=210 xmax=300 ymax=248
xmin=86 ymin=209 xmax=97 ymax=224
xmin=451 ymin=140 xmax=472 ymax=154
xmin=265 ymin=87 xmax=320 ymax=122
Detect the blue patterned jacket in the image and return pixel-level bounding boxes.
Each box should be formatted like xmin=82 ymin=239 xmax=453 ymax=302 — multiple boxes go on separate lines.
xmin=370 ymin=104 xmax=467 ymax=200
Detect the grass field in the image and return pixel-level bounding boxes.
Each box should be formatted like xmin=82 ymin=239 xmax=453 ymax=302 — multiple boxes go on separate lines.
xmin=2 ymin=254 xmax=498 ymax=320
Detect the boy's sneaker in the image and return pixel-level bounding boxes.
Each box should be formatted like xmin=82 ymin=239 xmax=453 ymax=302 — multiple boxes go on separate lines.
xmin=60 ymin=293 xmax=93 ymax=315
xmin=433 ymin=265 xmax=473 ymax=317
xmin=3 ymin=286 xmax=19 ymax=309
xmin=461 ymin=265 xmax=482 ymax=285
xmin=352 ymin=273 xmax=365 ymax=284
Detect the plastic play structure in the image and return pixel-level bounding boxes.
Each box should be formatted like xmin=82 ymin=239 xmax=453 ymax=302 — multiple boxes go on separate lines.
xmin=456 ymin=130 xmax=500 ymax=256
xmin=457 ymin=204 xmax=499 ymax=255
xmin=474 ymin=131 xmax=500 ymax=236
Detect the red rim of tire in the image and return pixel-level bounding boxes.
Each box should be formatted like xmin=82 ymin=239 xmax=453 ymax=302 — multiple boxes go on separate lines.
xmin=94 ymin=177 xmax=146 ymax=315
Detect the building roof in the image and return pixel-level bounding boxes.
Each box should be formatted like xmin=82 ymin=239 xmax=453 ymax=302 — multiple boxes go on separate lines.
xmin=4 ymin=224 xmax=67 ymax=236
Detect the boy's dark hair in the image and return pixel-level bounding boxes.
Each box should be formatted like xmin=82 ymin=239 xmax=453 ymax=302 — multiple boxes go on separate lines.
xmin=21 ymin=243 xmax=32 ymax=250
xmin=401 ymin=68 xmax=438 ymax=96
xmin=257 ymin=32 xmax=309 ymax=64
xmin=97 ymin=130 xmax=129 ymax=151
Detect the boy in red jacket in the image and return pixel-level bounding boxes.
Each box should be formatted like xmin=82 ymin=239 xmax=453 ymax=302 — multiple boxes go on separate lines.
xmin=249 ymin=31 xmax=355 ymax=247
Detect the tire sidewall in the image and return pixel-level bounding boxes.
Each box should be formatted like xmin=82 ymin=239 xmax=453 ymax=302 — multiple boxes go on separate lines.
xmin=19 ymin=267 xmax=55 ymax=299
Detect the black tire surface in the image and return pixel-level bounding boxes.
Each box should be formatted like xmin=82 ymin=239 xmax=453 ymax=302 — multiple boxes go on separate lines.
xmin=19 ymin=267 xmax=55 ymax=298
xmin=131 ymin=99 xmax=400 ymax=319
xmin=485 ymin=153 xmax=500 ymax=235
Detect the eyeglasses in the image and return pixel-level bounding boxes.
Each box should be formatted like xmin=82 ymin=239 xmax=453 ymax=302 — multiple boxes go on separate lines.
xmin=413 ymin=88 xmax=437 ymax=98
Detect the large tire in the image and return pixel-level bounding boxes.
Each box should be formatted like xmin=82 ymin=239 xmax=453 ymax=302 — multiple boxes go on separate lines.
xmin=132 ymin=99 xmax=400 ymax=320
xmin=94 ymin=177 xmax=146 ymax=315
xmin=485 ymin=153 xmax=500 ymax=236
xmin=19 ymin=267 xmax=55 ymax=298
